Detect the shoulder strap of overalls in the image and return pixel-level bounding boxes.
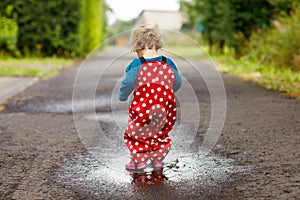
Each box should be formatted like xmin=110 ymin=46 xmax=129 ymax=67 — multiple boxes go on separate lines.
xmin=139 ymin=56 xmax=146 ymax=64
xmin=140 ymin=56 xmax=167 ymax=63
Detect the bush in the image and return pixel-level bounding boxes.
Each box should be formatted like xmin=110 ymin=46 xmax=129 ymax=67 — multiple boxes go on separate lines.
xmin=0 ymin=16 xmax=18 ymax=53
xmin=247 ymin=5 xmax=300 ymax=71
xmin=79 ymin=0 xmax=105 ymax=55
xmin=0 ymin=1 xmax=82 ymax=57
xmin=0 ymin=4 xmax=19 ymax=56
xmin=0 ymin=1 xmax=107 ymax=58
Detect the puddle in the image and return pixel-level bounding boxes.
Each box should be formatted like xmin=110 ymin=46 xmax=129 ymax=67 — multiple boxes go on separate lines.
xmin=54 ymin=107 xmax=250 ymax=199
xmin=82 ymin=111 xmax=197 ymax=150
xmin=52 ymin=149 xmax=250 ymax=199
xmin=84 ymin=111 xmax=128 ymax=129
xmin=51 ymin=84 xmax=240 ymax=198
xmin=19 ymin=96 xmax=111 ymax=113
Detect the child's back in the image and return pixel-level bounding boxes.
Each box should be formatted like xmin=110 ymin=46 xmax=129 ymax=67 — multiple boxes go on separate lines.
xmin=118 ymin=26 xmax=182 ymax=170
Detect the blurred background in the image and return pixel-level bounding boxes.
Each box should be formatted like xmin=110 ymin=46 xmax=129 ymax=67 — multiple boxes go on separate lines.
xmin=0 ymin=0 xmax=299 ymax=97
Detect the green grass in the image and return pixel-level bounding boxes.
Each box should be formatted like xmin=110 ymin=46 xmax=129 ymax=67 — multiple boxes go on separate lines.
xmin=164 ymin=45 xmax=208 ymax=61
xmin=0 ymin=67 xmax=42 ymax=76
xmin=167 ymin=45 xmax=300 ymax=99
xmin=0 ymin=57 xmax=74 ymax=78
xmin=216 ymin=56 xmax=300 ymax=98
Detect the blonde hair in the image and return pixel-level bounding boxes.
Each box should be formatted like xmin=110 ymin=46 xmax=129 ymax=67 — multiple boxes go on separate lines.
xmin=130 ymin=25 xmax=163 ymax=52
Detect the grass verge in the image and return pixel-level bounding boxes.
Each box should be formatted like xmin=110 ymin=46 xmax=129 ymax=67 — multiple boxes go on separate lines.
xmin=167 ymin=45 xmax=300 ymax=99
xmin=0 ymin=57 xmax=74 ymax=79
xmin=216 ymin=56 xmax=300 ymax=98
xmin=164 ymin=45 xmax=208 ymax=61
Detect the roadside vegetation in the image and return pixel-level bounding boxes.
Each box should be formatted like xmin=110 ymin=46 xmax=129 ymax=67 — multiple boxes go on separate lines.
xmin=0 ymin=58 xmax=73 ymax=78
xmin=179 ymin=0 xmax=300 ymax=98
xmin=166 ymin=43 xmax=300 ymax=99
xmin=0 ymin=0 xmax=108 ymax=77
xmin=216 ymin=55 xmax=300 ymax=98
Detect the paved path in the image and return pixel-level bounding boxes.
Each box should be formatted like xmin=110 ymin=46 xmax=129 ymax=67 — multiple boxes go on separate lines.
xmin=0 ymin=77 xmax=38 ymax=106
xmin=0 ymin=47 xmax=299 ymax=199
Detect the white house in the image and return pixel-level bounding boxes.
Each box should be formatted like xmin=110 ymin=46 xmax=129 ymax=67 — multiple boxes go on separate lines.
xmin=133 ymin=10 xmax=186 ymax=30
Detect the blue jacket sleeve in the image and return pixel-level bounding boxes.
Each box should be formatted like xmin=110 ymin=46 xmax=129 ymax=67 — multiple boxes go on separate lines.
xmin=118 ymin=59 xmax=141 ymax=101
xmin=166 ymin=58 xmax=182 ymax=92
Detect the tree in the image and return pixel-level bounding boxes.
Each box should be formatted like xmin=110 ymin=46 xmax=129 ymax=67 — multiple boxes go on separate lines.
xmin=0 ymin=0 xmax=81 ymax=57
xmin=0 ymin=5 xmax=18 ymax=55
xmin=0 ymin=0 xmax=108 ymax=57
xmin=107 ymin=19 xmax=134 ymax=37
xmin=181 ymin=0 xmax=275 ymax=56
xmin=248 ymin=2 xmax=300 ymax=71
xmin=230 ymin=0 xmax=274 ymax=56
xmin=201 ymin=0 xmax=233 ymax=54
xmin=79 ymin=0 xmax=106 ymax=55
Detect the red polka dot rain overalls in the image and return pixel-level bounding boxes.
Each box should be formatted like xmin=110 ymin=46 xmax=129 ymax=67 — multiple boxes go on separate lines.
xmin=124 ymin=56 xmax=177 ymax=164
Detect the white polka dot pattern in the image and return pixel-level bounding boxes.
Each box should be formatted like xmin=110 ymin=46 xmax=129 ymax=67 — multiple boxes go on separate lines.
xmin=124 ymin=59 xmax=177 ymax=163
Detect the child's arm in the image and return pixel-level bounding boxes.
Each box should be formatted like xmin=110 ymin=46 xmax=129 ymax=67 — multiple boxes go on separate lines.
xmin=172 ymin=69 xmax=182 ymax=92
xmin=166 ymin=58 xmax=182 ymax=92
xmin=118 ymin=59 xmax=141 ymax=101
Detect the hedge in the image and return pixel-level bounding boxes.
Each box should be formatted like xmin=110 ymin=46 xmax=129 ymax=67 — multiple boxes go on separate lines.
xmin=0 ymin=0 xmax=106 ymax=57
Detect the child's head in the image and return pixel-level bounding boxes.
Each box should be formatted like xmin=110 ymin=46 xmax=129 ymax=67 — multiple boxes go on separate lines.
xmin=130 ymin=25 xmax=163 ymax=53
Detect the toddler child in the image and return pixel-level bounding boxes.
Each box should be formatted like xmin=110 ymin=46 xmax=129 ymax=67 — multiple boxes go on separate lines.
xmin=119 ymin=25 xmax=182 ymax=170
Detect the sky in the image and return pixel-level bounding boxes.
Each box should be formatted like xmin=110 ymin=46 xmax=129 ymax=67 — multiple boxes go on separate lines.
xmin=106 ymin=0 xmax=180 ymax=25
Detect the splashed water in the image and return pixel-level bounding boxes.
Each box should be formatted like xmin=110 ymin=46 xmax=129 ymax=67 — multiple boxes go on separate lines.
xmin=52 ymin=108 xmax=251 ymax=198
xmin=52 ymin=149 xmax=250 ymax=199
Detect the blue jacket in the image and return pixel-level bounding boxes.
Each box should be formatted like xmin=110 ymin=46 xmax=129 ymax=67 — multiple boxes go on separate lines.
xmin=119 ymin=56 xmax=182 ymax=101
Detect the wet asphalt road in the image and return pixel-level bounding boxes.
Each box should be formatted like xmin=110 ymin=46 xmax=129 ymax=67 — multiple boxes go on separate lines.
xmin=1 ymin=46 xmax=300 ymax=199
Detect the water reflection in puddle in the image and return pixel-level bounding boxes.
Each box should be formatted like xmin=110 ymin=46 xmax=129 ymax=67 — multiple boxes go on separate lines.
xmin=20 ymin=96 xmax=111 ymax=113
xmin=54 ymin=102 xmax=248 ymax=198
xmin=83 ymin=111 xmax=197 ymax=152
xmin=53 ymin=149 xmax=249 ymax=199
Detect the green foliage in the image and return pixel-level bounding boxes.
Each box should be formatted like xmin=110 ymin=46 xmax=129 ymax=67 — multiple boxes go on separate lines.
xmin=0 ymin=16 xmax=18 ymax=52
xmin=107 ymin=19 xmax=133 ymax=37
xmin=180 ymin=0 xmax=203 ymax=30
xmin=247 ymin=4 xmax=300 ymax=71
xmin=164 ymin=45 xmax=207 ymax=60
xmin=217 ymin=55 xmax=300 ymax=98
xmin=0 ymin=57 xmax=73 ymax=77
xmin=201 ymin=0 xmax=233 ymax=54
xmin=181 ymin=0 xmax=275 ymax=56
xmin=230 ymin=0 xmax=274 ymax=56
xmin=268 ymin=0 xmax=300 ymax=14
xmin=167 ymin=44 xmax=300 ymax=98
xmin=0 ymin=0 xmax=108 ymax=57
xmin=0 ymin=0 xmax=81 ymax=57
xmin=79 ymin=0 xmax=105 ymax=55
xmin=0 ymin=66 xmax=41 ymax=76
xmin=0 ymin=4 xmax=19 ymax=56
